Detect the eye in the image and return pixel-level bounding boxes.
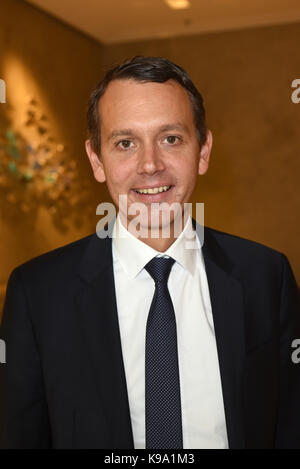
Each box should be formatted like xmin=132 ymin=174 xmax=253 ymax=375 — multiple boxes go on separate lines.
xmin=163 ymin=135 xmax=181 ymax=145
xmin=117 ymin=139 xmax=133 ymax=150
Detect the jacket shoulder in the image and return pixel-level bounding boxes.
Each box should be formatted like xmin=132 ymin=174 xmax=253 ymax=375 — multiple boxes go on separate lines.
xmin=203 ymin=225 xmax=286 ymax=264
xmin=10 ymin=233 xmax=99 ymax=281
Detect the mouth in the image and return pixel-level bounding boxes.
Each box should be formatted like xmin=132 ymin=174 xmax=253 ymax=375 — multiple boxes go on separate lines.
xmin=130 ymin=184 xmax=174 ymax=201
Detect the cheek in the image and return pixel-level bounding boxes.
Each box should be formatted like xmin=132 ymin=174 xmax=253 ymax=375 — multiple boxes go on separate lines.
xmin=106 ymin=165 xmax=131 ymax=193
xmin=176 ymin=161 xmax=197 ymax=182
xmin=177 ymin=165 xmax=198 ymax=196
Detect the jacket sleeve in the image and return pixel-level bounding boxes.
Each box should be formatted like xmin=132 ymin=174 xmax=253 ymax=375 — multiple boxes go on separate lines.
xmin=0 ymin=267 xmax=51 ymax=448
xmin=275 ymin=254 xmax=300 ymax=448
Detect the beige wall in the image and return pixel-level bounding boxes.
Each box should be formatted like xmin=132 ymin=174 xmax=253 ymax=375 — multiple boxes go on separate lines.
xmin=102 ymin=23 xmax=300 ymax=284
xmin=0 ymin=0 xmax=299 ymax=315
xmin=0 ymin=0 xmax=109 ymax=311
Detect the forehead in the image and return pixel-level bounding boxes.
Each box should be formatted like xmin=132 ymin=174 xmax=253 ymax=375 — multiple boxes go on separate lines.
xmin=98 ymin=78 xmax=194 ymax=130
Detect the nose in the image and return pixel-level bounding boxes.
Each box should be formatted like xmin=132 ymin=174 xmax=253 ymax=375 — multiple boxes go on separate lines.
xmin=136 ymin=142 xmax=165 ymax=176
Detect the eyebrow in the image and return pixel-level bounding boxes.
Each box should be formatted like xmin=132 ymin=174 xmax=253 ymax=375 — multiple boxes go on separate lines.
xmin=108 ymin=122 xmax=190 ymax=141
xmin=108 ymin=129 xmax=135 ymax=140
xmin=159 ymin=123 xmax=190 ymax=134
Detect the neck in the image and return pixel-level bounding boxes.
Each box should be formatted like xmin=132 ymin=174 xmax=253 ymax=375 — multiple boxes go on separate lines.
xmin=138 ymin=232 xmax=177 ymax=252
xmin=119 ymin=211 xmax=190 ymax=253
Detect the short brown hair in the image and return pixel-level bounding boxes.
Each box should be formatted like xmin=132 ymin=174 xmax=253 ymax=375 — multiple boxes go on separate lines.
xmin=87 ymin=56 xmax=207 ymax=155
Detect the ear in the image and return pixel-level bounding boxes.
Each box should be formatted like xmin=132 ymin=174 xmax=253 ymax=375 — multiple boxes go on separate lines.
xmin=198 ymin=130 xmax=213 ymax=176
xmin=85 ymin=139 xmax=106 ymax=183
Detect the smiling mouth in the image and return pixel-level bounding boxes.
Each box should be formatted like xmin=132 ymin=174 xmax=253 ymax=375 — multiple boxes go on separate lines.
xmin=132 ymin=185 xmax=173 ymax=194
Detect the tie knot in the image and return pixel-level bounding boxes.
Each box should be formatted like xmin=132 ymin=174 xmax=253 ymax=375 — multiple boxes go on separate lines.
xmin=144 ymin=256 xmax=175 ymax=284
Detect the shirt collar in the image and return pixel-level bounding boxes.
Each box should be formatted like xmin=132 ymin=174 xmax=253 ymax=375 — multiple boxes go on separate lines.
xmin=112 ymin=213 xmax=200 ymax=280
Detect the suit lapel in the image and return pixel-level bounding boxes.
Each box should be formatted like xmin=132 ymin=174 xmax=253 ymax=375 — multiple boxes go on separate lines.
xmin=75 ymin=218 xmax=134 ymax=448
xmin=75 ymin=217 xmax=246 ymax=449
xmin=199 ymin=222 xmax=246 ymax=448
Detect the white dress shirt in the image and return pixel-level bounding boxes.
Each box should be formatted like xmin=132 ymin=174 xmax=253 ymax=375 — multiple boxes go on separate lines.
xmin=111 ymin=214 xmax=228 ymax=449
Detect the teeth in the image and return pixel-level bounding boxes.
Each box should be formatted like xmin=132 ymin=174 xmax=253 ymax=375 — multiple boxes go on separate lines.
xmin=134 ymin=185 xmax=171 ymax=194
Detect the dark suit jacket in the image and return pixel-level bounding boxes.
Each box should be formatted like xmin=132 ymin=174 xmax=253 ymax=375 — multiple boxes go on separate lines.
xmin=0 ymin=219 xmax=300 ymax=449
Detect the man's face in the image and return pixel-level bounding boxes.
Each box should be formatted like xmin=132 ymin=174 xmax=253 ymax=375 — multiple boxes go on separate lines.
xmin=86 ymin=78 xmax=212 ymax=234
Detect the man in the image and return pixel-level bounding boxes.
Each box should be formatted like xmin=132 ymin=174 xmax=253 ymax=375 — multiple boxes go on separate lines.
xmin=0 ymin=56 xmax=299 ymax=449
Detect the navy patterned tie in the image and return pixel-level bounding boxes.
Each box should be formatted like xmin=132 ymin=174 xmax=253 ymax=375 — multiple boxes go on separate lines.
xmin=144 ymin=256 xmax=183 ymax=449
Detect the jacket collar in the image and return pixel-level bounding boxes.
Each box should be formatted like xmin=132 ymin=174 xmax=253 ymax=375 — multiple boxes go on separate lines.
xmin=76 ymin=217 xmax=246 ymax=448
